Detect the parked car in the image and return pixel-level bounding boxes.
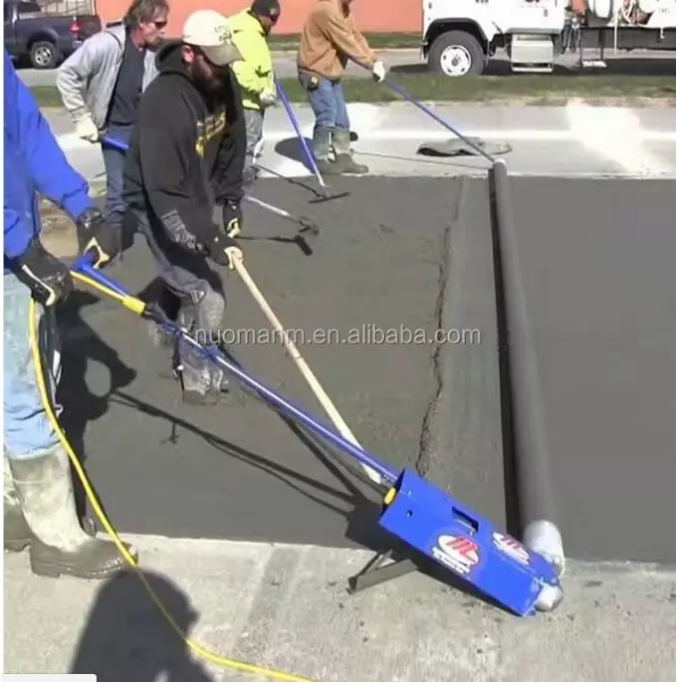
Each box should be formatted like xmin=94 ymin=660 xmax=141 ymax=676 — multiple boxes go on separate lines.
xmin=4 ymin=0 xmax=101 ymax=69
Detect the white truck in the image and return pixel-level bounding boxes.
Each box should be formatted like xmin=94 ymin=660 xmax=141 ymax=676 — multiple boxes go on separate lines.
xmin=421 ymin=0 xmax=676 ymax=75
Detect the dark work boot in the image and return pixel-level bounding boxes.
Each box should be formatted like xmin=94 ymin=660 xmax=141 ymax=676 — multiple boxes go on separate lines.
xmin=332 ymin=128 xmax=368 ymax=174
xmin=311 ymin=125 xmax=343 ymax=176
xmin=4 ymin=456 xmax=32 ymax=552
xmin=8 ymin=448 xmax=137 ymax=579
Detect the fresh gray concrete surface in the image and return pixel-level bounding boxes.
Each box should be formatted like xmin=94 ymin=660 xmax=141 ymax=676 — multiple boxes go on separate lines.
xmin=508 ymin=176 xmax=676 ymax=563
xmin=44 ymin=175 xmax=675 ymax=567
xmin=55 ymin=177 xmax=506 ymax=546
xmin=4 ymin=535 xmax=676 ymax=681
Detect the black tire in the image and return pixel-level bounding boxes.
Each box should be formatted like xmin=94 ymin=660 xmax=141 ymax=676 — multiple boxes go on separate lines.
xmin=29 ymin=41 xmax=60 ymax=69
xmin=428 ymin=30 xmax=485 ymax=76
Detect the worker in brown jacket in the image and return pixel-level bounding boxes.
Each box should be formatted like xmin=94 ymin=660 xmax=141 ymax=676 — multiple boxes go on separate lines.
xmin=297 ymin=0 xmax=385 ymax=175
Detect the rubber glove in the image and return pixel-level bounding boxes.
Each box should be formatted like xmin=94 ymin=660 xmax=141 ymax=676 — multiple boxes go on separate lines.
xmin=221 ymin=200 xmax=243 ymax=238
xmin=76 ymin=207 xmax=120 ymax=269
xmin=259 ymin=88 xmax=277 ymax=108
xmin=208 ymin=233 xmax=244 ymax=271
xmin=14 ymin=238 xmax=73 ymax=306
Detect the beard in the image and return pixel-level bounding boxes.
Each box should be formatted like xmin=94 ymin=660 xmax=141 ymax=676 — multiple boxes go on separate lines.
xmin=188 ymin=60 xmax=230 ymax=96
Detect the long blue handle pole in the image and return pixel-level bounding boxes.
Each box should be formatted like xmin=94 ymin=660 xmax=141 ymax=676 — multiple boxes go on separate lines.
xmin=385 ymin=77 xmax=494 ymax=163
xmin=273 ymin=75 xmax=328 ymax=189
xmin=70 ymin=256 xmax=400 ymax=485
xmin=352 ymin=62 xmax=495 ymax=164
xmin=102 ymin=135 xmax=128 ymax=152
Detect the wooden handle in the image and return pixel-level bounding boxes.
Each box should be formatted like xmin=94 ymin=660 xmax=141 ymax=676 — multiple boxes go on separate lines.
xmin=234 ymin=260 xmax=382 ymax=484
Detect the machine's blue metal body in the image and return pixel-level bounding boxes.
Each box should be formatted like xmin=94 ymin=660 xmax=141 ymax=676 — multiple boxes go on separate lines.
xmin=71 ymin=255 xmax=562 ymax=617
xmin=379 ymin=469 xmax=559 ymax=616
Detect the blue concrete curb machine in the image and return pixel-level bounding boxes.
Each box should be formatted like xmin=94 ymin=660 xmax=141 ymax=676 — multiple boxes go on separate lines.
xmin=70 ymin=253 xmax=564 ymax=618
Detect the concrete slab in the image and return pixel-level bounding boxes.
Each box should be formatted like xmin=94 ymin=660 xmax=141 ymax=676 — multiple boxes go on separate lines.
xmin=40 ymin=175 xmax=675 ymax=567
xmin=54 ymin=177 xmax=469 ymax=546
xmin=507 ymin=176 xmax=676 ymax=564
xmin=4 ymin=535 xmax=676 ymax=681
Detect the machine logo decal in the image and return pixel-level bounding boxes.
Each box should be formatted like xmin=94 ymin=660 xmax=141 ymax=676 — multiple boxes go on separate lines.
xmin=432 ymin=534 xmax=479 ymax=575
xmin=492 ymin=532 xmax=530 ymax=566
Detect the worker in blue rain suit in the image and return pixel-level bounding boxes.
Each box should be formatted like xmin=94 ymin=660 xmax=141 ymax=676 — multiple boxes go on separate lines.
xmin=3 ymin=50 xmax=136 ymax=578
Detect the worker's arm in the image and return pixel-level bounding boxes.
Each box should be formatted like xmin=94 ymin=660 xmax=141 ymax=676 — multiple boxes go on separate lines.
xmin=231 ymin=29 xmax=273 ymax=97
xmin=55 ymin=32 xmax=109 ymax=125
xmin=4 ymin=51 xmax=92 ymax=262
xmin=136 ymin=86 xmax=220 ymax=251
xmin=319 ymin=5 xmax=376 ymax=68
xmin=351 ymin=19 xmax=376 ymax=65
xmin=214 ymin=75 xmax=247 ymax=207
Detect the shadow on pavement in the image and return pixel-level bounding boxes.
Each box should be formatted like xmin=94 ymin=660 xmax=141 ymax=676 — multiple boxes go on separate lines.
xmin=69 ymin=567 xmax=213 ymax=682
xmin=274 ymin=136 xmax=313 ymax=169
xmin=56 ymin=290 xmax=138 ymax=524
xmin=110 ymin=386 xmax=390 ymax=552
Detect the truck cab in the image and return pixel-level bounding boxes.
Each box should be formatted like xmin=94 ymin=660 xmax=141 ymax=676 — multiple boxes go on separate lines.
xmin=422 ymin=0 xmax=675 ymax=74
xmin=4 ymin=0 xmax=100 ymax=69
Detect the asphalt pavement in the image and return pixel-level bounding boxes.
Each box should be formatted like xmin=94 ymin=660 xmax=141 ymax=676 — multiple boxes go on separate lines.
xmin=54 ymin=174 xmax=675 ymax=564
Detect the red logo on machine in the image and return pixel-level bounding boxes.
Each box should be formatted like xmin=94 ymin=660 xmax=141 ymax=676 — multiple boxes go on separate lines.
xmin=433 ymin=534 xmax=480 ymax=575
xmin=492 ymin=532 xmax=530 ymax=566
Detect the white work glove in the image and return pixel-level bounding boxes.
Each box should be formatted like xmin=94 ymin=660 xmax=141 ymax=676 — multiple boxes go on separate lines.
xmin=75 ymin=115 xmax=100 ymax=143
xmin=259 ymin=88 xmax=277 ymax=108
xmin=372 ymin=60 xmax=386 ymax=83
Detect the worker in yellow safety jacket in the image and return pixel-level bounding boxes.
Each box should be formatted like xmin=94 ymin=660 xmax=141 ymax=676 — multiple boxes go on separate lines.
xmin=229 ymin=0 xmax=280 ymax=185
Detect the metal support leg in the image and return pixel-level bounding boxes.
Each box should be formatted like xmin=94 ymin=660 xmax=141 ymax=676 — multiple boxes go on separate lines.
xmin=347 ymin=548 xmax=418 ymax=594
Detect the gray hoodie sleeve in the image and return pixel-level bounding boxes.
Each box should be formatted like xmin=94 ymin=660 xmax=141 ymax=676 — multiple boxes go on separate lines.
xmin=55 ymin=31 xmax=118 ymax=125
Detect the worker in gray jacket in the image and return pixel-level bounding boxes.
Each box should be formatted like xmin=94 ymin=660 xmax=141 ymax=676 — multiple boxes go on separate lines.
xmin=56 ymin=0 xmax=169 ymax=250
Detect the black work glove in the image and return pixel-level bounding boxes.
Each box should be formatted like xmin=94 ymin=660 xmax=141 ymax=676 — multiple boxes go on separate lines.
xmin=76 ymin=207 xmax=120 ymax=269
xmin=207 ymin=232 xmax=243 ymax=271
xmin=14 ymin=238 xmax=73 ymax=307
xmin=220 ymin=200 xmax=243 ymax=239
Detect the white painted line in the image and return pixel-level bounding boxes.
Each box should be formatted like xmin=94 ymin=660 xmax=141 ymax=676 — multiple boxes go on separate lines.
xmin=57 ymin=127 xmax=676 ymax=152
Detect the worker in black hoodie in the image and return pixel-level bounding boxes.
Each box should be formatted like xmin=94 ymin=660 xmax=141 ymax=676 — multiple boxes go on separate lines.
xmin=123 ymin=9 xmax=247 ymax=405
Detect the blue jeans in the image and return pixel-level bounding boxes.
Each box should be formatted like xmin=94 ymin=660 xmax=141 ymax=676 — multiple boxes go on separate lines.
xmin=4 ymin=273 xmax=62 ymax=460
xmin=101 ymin=123 xmax=133 ymax=230
xmin=305 ymin=77 xmax=351 ymax=135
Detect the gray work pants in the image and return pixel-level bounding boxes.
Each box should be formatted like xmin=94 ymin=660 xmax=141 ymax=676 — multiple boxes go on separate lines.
xmin=244 ymin=108 xmax=264 ymax=177
xmin=131 ymin=209 xmax=226 ymax=395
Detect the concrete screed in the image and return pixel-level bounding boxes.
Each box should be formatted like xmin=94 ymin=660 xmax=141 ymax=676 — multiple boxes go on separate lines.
xmin=3 ymin=103 xmax=676 ymax=681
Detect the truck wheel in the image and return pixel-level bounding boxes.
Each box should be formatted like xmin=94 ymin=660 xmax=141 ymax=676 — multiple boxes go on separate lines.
xmin=29 ymin=41 xmax=60 ymax=69
xmin=428 ymin=31 xmax=485 ymax=77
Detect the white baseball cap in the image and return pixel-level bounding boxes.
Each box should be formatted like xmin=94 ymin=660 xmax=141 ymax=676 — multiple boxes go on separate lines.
xmin=181 ymin=9 xmax=243 ymax=66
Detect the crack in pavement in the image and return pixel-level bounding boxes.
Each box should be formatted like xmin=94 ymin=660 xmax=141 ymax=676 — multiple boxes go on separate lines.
xmin=414 ymin=185 xmax=460 ymax=480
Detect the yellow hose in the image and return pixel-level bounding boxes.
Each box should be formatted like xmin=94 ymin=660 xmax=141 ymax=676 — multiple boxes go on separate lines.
xmin=27 ymin=275 xmax=313 ymax=683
